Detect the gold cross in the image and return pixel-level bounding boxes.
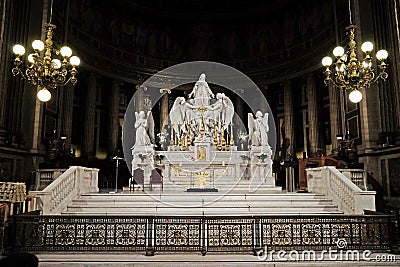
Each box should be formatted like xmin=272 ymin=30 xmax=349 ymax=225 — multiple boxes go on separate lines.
xmin=197 ymin=105 xmax=208 ymax=135
xmin=197 ymin=105 xmax=207 ymax=114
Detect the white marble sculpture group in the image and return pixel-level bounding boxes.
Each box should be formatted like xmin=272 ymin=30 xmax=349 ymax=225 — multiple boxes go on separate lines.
xmin=131 ymin=73 xmax=274 ymax=190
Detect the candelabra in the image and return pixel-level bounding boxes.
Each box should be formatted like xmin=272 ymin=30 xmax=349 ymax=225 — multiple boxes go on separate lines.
xmin=229 ymin=123 xmax=234 ymax=146
xmin=186 ymin=121 xmax=192 ymax=146
xmin=221 ymin=124 xmax=226 ymax=147
xmin=178 ymin=122 xmax=183 ymax=146
xmin=12 ymin=0 xmax=80 ymax=103
xmin=12 ymin=18 xmax=80 ymax=102
xmin=321 ymin=1 xmax=388 ymax=103
xmin=170 ymin=123 xmax=175 ymax=146
xmin=213 ymin=120 xmax=218 ymax=145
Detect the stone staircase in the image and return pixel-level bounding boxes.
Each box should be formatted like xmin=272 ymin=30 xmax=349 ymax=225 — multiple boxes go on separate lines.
xmin=145 ymin=180 xmax=281 ymax=193
xmin=62 ymin=191 xmax=343 ymax=216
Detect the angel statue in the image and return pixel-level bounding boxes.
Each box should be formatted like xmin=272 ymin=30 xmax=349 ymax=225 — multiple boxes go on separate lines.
xmin=169 ymin=97 xmax=187 ymax=140
xmin=134 ymin=110 xmax=154 ymax=146
xmin=188 ymin=73 xmax=215 ymax=106
xmin=209 ymin=93 xmax=234 ymax=127
xmin=248 ymin=111 xmax=269 ymax=147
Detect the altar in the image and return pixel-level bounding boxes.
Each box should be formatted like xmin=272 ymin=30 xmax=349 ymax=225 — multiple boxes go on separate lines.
xmin=131 ymin=73 xmax=275 ymax=191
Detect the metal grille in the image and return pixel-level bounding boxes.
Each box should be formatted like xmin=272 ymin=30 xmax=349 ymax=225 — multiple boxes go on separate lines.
xmin=259 ymin=216 xmax=391 ymax=251
xmin=206 ymin=217 xmax=254 ymax=252
xmin=6 ymin=214 xmax=393 ymax=254
xmin=11 ymin=216 xmax=147 ymax=251
xmin=153 ymin=217 xmax=202 ymax=252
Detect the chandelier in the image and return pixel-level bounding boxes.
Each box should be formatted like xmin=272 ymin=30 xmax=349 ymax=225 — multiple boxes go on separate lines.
xmin=11 ymin=0 xmax=80 ymax=102
xmin=321 ymin=0 xmax=388 ymax=103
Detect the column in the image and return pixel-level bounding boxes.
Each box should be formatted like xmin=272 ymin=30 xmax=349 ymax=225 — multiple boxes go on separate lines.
xmin=31 ymin=97 xmax=43 ymax=151
xmin=61 ymin=85 xmax=74 ymax=150
xmin=135 ymin=84 xmax=144 ymax=112
xmin=328 ymin=84 xmax=340 ymax=150
xmin=83 ymin=74 xmax=97 ymax=158
xmin=306 ymin=74 xmax=319 ymax=156
xmin=4 ymin=0 xmax=32 ymax=145
xmin=353 ymin=0 xmax=381 ymax=152
xmin=0 ymin=0 xmax=10 ymax=143
xmin=283 ymin=81 xmax=295 ymax=157
xmin=234 ymin=94 xmax=243 ymax=121
xmin=160 ymin=93 xmax=169 ymax=129
xmin=108 ymin=80 xmax=120 ymax=154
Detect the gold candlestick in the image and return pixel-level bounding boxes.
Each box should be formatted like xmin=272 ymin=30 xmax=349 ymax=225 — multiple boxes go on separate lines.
xmin=178 ymin=122 xmax=182 ymax=146
xmin=221 ymin=124 xmax=226 ymax=147
xmin=217 ymin=143 xmax=222 ymax=151
xmin=182 ymin=137 xmax=187 ymax=151
xmin=213 ymin=119 xmax=218 ymax=145
xmin=187 ymin=121 xmax=191 ymax=146
xmin=170 ymin=123 xmax=175 ymax=145
xmin=226 ymin=144 xmax=230 ymax=151
xmin=230 ymin=122 xmax=234 ymax=146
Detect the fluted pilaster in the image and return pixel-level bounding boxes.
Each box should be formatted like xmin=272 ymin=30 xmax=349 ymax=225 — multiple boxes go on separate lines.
xmin=306 ymin=74 xmax=318 ymax=156
xmin=83 ymin=74 xmax=97 ymax=157
xmin=61 ymin=85 xmax=74 ymax=150
xmin=353 ymin=0 xmax=381 ymax=151
xmin=328 ymin=84 xmax=340 ymax=150
xmin=283 ymin=81 xmax=294 ymax=157
xmin=235 ymin=94 xmax=244 ymax=121
xmin=0 ymin=0 xmax=10 ymax=143
xmin=160 ymin=93 xmax=169 ymax=129
xmin=108 ymin=80 xmax=120 ymax=154
xmin=135 ymin=85 xmax=145 ymax=112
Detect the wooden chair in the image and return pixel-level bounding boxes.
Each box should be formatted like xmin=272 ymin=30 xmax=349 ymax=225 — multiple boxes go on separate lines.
xmin=130 ymin=168 xmax=144 ymax=191
xmin=150 ymin=168 xmax=163 ymax=191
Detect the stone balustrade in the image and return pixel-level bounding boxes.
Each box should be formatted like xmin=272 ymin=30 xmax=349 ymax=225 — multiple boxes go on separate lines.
xmin=307 ymin=166 xmax=375 ymax=214
xmin=29 ymin=166 xmax=99 ymax=215
xmin=337 ymin=169 xmax=368 ymax=190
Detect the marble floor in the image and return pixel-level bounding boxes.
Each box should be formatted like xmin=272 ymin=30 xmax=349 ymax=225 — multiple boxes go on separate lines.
xmin=31 ymin=252 xmax=400 ymax=266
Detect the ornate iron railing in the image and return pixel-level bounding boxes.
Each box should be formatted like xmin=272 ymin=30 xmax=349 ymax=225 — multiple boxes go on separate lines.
xmin=5 ymin=214 xmax=394 ymax=255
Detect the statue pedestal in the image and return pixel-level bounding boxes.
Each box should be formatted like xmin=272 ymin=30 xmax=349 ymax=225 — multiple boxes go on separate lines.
xmin=132 ymin=145 xmax=155 ymax=188
xmin=249 ymin=146 xmax=275 ymax=187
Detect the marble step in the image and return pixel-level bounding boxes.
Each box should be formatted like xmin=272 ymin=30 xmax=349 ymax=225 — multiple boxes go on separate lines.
xmin=64 ymin=192 xmax=342 ymax=215
xmin=65 ymin=206 xmax=340 ymax=215
xmin=62 ymin=209 xmax=343 ymax=216
xmin=79 ymin=192 xmax=327 ymax=200
xmin=122 ymin=187 xmax=283 ymax=193
xmin=70 ymin=199 xmax=334 ymax=206
xmin=66 ymin=203 xmax=339 ymax=210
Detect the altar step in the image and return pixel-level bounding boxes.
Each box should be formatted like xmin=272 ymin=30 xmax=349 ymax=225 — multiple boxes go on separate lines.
xmin=62 ymin=192 xmax=343 ymax=216
xmin=129 ymin=178 xmax=281 ymax=193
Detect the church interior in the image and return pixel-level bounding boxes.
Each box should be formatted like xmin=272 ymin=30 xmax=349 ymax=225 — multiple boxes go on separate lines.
xmin=0 ymin=0 xmax=400 ymax=264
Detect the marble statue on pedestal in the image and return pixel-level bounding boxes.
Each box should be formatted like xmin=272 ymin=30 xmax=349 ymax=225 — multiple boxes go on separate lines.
xmin=247 ymin=111 xmax=274 ymax=190
xmin=132 ymin=110 xmax=155 ymax=189
xmin=248 ymin=111 xmax=269 ymax=147
xmin=134 ymin=111 xmax=155 ymax=146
